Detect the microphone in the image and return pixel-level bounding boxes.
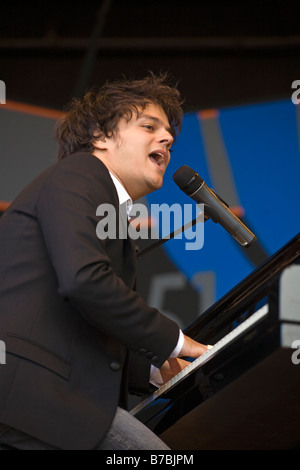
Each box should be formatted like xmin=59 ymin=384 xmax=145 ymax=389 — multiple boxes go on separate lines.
xmin=173 ymin=165 xmax=256 ymax=247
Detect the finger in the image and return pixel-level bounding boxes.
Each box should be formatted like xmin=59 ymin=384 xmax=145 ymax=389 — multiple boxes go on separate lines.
xmin=180 ymin=336 xmax=213 ymax=358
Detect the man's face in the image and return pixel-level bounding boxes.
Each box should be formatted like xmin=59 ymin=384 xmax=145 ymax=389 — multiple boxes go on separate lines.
xmin=93 ymin=103 xmax=174 ymax=200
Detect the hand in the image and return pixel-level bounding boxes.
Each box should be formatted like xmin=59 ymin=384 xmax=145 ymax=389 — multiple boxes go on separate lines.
xmin=159 ymin=336 xmax=212 ymax=384
xmin=179 ymin=334 xmax=212 ymax=359
xmin=159 ymin=357 xmax=191 ymax=384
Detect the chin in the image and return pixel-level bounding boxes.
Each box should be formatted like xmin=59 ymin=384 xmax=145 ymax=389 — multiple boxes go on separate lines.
xmin=151 ymin=176 xmax=164 ymax=190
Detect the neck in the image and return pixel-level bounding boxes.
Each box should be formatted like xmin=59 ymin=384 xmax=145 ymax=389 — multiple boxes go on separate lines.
xmin=93 ymin=151 xmax=137 ymax=199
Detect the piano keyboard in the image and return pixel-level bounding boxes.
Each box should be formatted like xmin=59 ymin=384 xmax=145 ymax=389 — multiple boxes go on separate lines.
xmin=130 ymin=303 xmax=269 ymax=416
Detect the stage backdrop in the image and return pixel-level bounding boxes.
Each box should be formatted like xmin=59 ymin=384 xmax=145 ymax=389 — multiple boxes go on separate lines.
xmin=0 ymin=98 xmax=299 ymax=329
xmin=142 ymin=98 xmax=300 ymax=327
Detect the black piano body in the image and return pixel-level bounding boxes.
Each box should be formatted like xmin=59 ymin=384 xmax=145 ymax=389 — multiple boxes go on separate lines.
xmin=131 ymin=233 xmax=300 ymax=449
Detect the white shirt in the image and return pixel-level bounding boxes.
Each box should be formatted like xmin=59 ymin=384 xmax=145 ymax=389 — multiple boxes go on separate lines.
xmin=109 ymin=172 xmax=133 ymax=218
xmin=109 ymin=172 xmax=184 ymax=387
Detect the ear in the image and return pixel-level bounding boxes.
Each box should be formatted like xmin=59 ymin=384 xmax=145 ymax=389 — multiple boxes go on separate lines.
xmin=93 ymin=135 xmax=108 ymax=151
xmin=92 ymin=125 xmax=113 ymax=151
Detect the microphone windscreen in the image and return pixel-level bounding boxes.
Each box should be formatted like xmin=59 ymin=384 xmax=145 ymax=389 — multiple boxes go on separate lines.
xmin=173 ymin=165 xmax=203 ymax=195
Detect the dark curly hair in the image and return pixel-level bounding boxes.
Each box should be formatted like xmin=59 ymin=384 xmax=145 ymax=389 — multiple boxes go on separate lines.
xmin=55 ymin=72 xmax=184 ymax=160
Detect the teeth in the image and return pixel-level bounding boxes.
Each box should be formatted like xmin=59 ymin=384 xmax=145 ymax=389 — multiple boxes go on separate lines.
xmin=150 ymin=152 xmax=165 ymax=166
xmin=156 ymin=153 xmax=164 ymax=165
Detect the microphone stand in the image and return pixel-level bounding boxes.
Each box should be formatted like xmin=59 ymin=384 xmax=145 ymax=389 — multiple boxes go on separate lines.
xmin=136 ymin=204 xmax=218 ymax=260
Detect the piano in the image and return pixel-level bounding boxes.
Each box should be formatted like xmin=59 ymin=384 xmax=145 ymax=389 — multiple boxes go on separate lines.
xmin=130 ymin=233 xmax=300 ymax=450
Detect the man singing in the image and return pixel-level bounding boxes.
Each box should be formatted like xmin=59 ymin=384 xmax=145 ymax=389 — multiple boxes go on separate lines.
xmin=0 ymin=73 xmax=209 ymax=450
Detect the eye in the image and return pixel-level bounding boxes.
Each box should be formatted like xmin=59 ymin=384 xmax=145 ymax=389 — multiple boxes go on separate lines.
xmin=143 ymin=124 xmax=154 ymax=130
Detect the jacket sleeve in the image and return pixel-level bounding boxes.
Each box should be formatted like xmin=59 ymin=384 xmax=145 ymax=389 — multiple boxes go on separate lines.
xmin=35 ymin=155 xmax=180 ymax=369
xmin=127 ymin=352 xmax=152 ymax=396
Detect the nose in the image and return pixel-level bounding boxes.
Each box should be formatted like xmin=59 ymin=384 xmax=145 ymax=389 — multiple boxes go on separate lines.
xmin=158 ymin=129 xmax=174 ymax=149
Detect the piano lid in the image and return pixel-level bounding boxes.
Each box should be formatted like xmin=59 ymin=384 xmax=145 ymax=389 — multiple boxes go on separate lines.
xmin=184 ymin=233 xmax=300 ymax=342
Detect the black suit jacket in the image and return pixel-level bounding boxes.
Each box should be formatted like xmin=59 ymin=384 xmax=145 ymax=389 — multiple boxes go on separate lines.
xmin=0 ymin=153 xmax=179 ymax=449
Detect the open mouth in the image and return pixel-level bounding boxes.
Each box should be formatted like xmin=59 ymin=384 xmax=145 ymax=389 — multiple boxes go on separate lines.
xmin=149 ymin=151 xmax=166 ymax=169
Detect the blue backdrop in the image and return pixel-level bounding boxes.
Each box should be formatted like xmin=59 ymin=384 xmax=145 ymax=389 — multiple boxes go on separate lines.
xmin=145 ymin=98 xmax=300 ymax=305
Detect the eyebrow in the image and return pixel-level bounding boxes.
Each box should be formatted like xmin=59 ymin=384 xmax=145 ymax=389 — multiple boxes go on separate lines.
xmin=139 ymin=114 xmax=173 ymax=137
